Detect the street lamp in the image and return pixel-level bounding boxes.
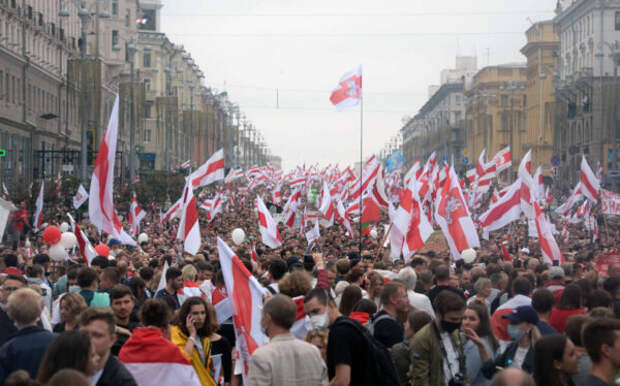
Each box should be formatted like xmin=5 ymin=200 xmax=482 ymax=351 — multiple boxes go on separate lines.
xmin=59 ymin=0 xmax=110 ymax=183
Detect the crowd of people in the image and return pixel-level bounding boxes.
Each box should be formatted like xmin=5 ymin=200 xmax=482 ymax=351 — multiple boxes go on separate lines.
xmin=0 ymin=184 xmax=619 ymax=386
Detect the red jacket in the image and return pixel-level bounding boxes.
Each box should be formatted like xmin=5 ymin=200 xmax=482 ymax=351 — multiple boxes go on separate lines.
xmin=549 ymin=307 xmax=585 ymax=333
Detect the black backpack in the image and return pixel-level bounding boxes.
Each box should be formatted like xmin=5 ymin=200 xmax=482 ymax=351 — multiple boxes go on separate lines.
xmin=333 ymin=317 xmax=400 ymax=386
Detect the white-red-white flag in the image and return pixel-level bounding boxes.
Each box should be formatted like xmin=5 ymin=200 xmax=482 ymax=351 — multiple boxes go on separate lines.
xmin=555 ymin=182 xmax=583 ymax=215
xmin=176 ymin=178 xmax=200 ymax=255
xmin=88 ymin=95 xmax=135 ymax=246
xmin=329 ymin=65 xmax=362 ymax=111
xmin=272 ymin=184 xmax=282 ymax=205
xmin=494 ymin=146 xmax=512 ymax=173
xmin=335 ymin=199 xmax=353 ymax=237
xmin=404 ymin=159 xmax=421 ymax=185
xmin=533 ymin=166 xmax=545 ymax=202
xmin=256 ymin=196 xmax=282 ymax=249
xmin=128 ymin=193 xmax=146 ymax=237
xmin=305 ymin=220 xmax=320 ymax=244
xmin=161 ymin=197 xmax=183 ymax=224
xmin=350 ymin=155 xmax=380 ymax=201
xmin=33 ymin=181 xmax=44 ymax=232
xmin=217 ymin=238 xmax=266 ymax=379
xmin=479 ymin=178 xmax=522 ymax=239
xmin=518 ymin=149 xmax=535 ymax=219
xmin=534 ymin=201 xmax=564 ymax=264
xmin=371 ymin=166 xmax=390 ymax=208
xmin=435 ymin=166 xmax=480 ymax=260
xmin=72 ymin=184 xmax=88 ymax=210
xmin=68 ymin=213 xmax=97 ymax=266
xmin=580 ymin=155 xmax=600 ymax=202
xmin=190 ymin=148 xmax=225 ymax=188
xmin=1 ymin=183 xmax=9 ymax=200
xmin=392 ymin=178 xmax=433 ymax=259
xmin=180 ymin=160 xmax=191 ymax=169
xmin=318 ymin=181 xmax=335 ymax=228
xmin=475 ymin=149 xmax=496 ymax=193
xmin=283 ymin=189 xmax=301 ymax=228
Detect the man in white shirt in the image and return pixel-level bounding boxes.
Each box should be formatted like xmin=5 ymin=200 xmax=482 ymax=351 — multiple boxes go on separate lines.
xmin=398 ymin=267 xmax=435 ymax=318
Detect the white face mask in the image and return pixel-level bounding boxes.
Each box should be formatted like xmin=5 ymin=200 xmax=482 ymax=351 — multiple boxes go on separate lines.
xmin=310 ymin=312 xmax=329 ymax=330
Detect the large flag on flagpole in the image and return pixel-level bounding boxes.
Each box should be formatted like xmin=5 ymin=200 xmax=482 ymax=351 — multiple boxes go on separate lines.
xmin=580 ymin=155 xmax=600 ymax=202
xmin=217 ymin=238 xmax=266 ymax=380
xmin=33 ymin=181 xmax=44 ymax=232
xmin=256 ymin=195 xmax=282 ymax=249
xmin=190 ymin=148 xmax=225 ymax=188
xmin=176 ymin=178 xmax=201 ymax=255
xmin=67 ymin=213 xmax=97 ymax=266
xmin=329 ymin=65 xmax=362 ymax=111
xmin=128 ymin=193 xmax=146 ymax=237
xmin=88 ymin=95 xmax=135 ymax=246
xmin=72 ymin=184 xmax=89 ymax=209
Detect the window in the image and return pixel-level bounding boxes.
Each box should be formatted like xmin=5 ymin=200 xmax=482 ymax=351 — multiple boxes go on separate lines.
xmin=143 ymin=53 xmax=151 ymax=67
xmin=144 ymin=103 xmax=152 ymax=118
xmin=144 ymin=78 xmax=151 ymax=92
xmin=145 ymin=129 xmax=151 ymax=143
xmin=455 ymin=95 xmax=461 ymax=105
xmin=125 ymin=9 xmax=130 ymax=27
xmin=112 ymin=30 xmax=119 ymax=50
xmin=616 ymin=12 xmax=620 ymax=31
xmin=112 ymin=0 xmax=118 ymax=16
xmin=522 ymin=94 xmax=527 ymax=107
xmin=501 ymin=95 xmax=508 ymax=107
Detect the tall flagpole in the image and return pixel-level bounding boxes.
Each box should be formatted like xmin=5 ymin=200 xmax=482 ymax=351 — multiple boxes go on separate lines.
xmin=359 ymin=76 xmax=363 ymax=255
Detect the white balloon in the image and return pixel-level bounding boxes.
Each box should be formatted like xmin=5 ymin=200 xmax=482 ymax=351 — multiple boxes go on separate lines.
xmin=369 ymin=229 xmax=378 ymax=239
xmin=138 ymin=233 xmax=149 ymax=244
xmin=60 ymin=232 xmax=78 ymax=249
xmin=48 ymin=243 xmax=67 ymax=261
xmin=60 ymin=222 xmax=70 ymax=232
xmin=461 ymin=248 xmax=477 ymax=264
xmin=231 ymin=228 xmax=246 ymax=245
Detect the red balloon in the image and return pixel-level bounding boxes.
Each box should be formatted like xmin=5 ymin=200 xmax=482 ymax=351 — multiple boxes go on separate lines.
xmin=94 ymin=244 xmax=110 ymax=258
xmin=42 ymin=226 xmax=62 ymax=245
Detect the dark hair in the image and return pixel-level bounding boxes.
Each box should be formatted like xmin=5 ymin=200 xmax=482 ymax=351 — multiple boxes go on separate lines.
xmin=3 ymin=254 xmax=18 ymax=267
xmin=77 ymin=267 xmax=98 ymax=288
xmin=531 ymin=288 xmax=555 ymax=314
xmin=263 ymin=294 xmax=297 ymax=329
xmin=352 ymin=298 xmax=378 ymax=315
xmin=90 ymin=256 xmax=109 ymax=269
xmin=512 ymin=276 xmax=533 ymax=297
xmin=79 ymin=307 xmax=116 ymax=335
xmin=304 ymin=287 xmax=332 ymax=306
xmin=139 ymin=267 xmax=154 ymax=282
xmin=588 ymin=289 xmax=612 ymax=309
xmin=433 ymin=290 xmax=465 ymax=315
xmin=379 ymin=281 xmax=405 ymax=306
xmin=26 ymin=264 xmax=44 ymax=278
xmin=177 ymin=297 xmax=217 ymax=338
xmin=533 ymin=334 xmax=570 ymax=386
xmin=140 ymin=299 xmax=171 ymax=328
xmin=48 ymin=368 xmax=91 ymax=386
xmin=583 ymin=318 xmax=620 ymax=363
xmin=565 ymin=315 xmax=589 ymax=347
xmin=128 ymin=277 xmax=146 ymax=302
xmin=346 ymin=267 xmax=364 ymax=283
xmin=557 ymin=283 xmax=582 ymax=310
xmin=67 ymin=266 xmax=80 ymax=281
xmin=109 ymin=284 xmax=133 ymax=302
xmin=407 ymin=310 xmax=432 ymax=333
xmin=37 ymin=330 xmax=92 ymax=383
xmin=33 ymin=254 xmax=50 ymax=265
xmin=165 ymin=267 xmax=182 ymax=282
xmin=268 ymin=259 xmax=287 ymax=281
xmin=434 ymin=265 xmax=450 ymax=282
xmin=603 ymin=277 xmax=620 ymax=296
xmin=467 ymin=302 xmax=499 ymax=352
xmin=339 ymin=285 xmax=362 ymax=316
xmin=101 ymin=267 xmax=121 ymax=286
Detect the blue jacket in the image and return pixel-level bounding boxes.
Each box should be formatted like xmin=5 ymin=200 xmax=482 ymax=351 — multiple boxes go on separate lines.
xmin=0 ymin=326 xmax=56 ymax=384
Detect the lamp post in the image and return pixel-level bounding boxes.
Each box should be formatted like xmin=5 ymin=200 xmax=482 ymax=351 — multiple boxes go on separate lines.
xmin=127 ymin=40 xmax=137 ymax=184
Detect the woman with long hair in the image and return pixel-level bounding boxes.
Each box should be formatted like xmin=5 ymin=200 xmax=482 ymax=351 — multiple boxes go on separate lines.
xmin=533 ymin=334 xmax=579 ymax=386
xmin=171 ymin=296 xmax=218 ymax=386
xmin=549 ymin=284 xmax=585 ymax=333
xmin=461 ymin=302 xmax=498 ymax=386
xmin=338 ymin=284 xmax=362 ymax=316
xmin=53 ymin=292 xmax=86 ymax=333
xmin=37 ymin=330 xmax=99 ymax=383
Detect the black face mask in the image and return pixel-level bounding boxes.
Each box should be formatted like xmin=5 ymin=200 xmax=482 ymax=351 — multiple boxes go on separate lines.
xmin=441 ymin=319 xmax=462 ymax=333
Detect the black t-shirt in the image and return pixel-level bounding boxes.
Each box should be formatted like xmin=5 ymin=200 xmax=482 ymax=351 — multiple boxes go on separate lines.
xmin=372 ymin=311 xmax=404 ymax=348
xmin=427 ymin=285 xmax=465 ymax=305
xmin=211 ymin=336 xmax=232 ymax=384
xmin=327 ymin=316 xmax=374 ymax=386
xmin=111 ymin=321 xmax=140 ymax=356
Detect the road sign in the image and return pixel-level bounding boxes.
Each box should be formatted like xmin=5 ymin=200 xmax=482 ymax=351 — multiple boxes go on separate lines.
xmin=551 ymin=155 xmax=560 ymax=166
xmin=462 ymin=157 xmax=469 ymax=165
xmin=0 ymin=149 xmax=5 ymax=157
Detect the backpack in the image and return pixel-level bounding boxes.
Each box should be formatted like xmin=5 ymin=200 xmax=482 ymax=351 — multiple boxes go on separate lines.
xmin=334 ymin=317 xmax=400 ymax=386
xmin=366 ymin=312 xmax=396 ymax=335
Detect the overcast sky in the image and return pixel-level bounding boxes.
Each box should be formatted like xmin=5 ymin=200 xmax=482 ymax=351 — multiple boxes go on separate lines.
xmin=161 ymin=0 xmax=557 ymax=170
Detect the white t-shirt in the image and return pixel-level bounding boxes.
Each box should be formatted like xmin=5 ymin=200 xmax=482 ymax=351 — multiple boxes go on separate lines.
xmin=440 ymin=331 xmax=459 ymax=386
xmin=512 ymin=346 xmax=529 ymax=369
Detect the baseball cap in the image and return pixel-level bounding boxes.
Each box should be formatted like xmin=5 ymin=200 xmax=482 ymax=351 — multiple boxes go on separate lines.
xmin=503 ymin=305 xmax=539 ymax=324
xmin=549 ymin=266 xmax=565 ymax=280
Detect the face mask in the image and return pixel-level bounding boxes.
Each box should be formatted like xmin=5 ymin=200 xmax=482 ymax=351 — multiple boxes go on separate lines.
xmin=507 ymin=324 xmax=524 ymax=341
xmin=440 ymin=319 xmax=462 ymax=333
xmin=310 ymin=312 xmax=330 ymax=330
xmin=68 ymin=285 xmax=80 ymax=293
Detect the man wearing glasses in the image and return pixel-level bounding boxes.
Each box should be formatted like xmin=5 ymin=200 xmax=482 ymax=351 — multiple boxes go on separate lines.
xmin=0 ymin=274 xmax=27 ymax=345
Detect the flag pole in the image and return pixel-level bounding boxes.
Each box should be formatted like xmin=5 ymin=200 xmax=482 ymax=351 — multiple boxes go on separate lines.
xmin=359 ymin=81 xmax=364 ymax=256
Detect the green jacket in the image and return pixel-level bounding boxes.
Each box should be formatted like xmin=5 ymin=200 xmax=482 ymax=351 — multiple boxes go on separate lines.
xmin=392 ymin=337 xmax=412 ymax=386
xmin=408 ymin=323 xmax=467 ymax=386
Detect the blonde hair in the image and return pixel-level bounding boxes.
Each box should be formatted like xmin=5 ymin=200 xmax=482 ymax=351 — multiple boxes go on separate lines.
xmin=181 ymin=264 xmax=197 ymax=283
xmin=7 ymin=288 xmax=42 ymax=325
xmin=60 ymin=292 xmax=87 ymax=320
